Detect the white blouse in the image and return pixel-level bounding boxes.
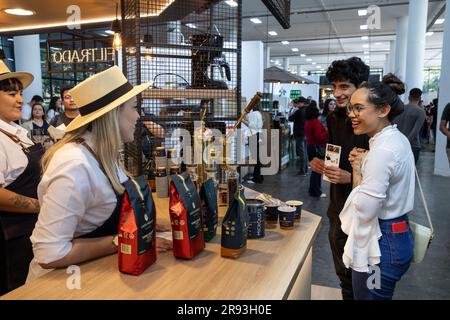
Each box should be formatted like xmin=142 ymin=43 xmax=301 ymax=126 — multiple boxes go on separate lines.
xmin=339 ymin=125 xmax=415 ymax=272
xmin=28 ymin=132 xmax=128 ymax=280
xmin=0 ymin=119 xmax=34 ymax=187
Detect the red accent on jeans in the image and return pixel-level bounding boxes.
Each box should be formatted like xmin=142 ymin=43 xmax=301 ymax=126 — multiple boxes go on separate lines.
xmin=391 ymin=221 xmax=408 ymax=233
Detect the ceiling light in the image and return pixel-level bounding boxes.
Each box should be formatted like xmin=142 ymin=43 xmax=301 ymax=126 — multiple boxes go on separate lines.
xmin=375 ymin=42 xmax=381 ymax=45
xmin=250 ymin=18 xmax=262 ymax=24
xmin=186 ymin=23 xmax=197 ymax=29
xmin=435 ymin=19 xmax=445 ymax=25
xmin=270 ymin=60 xmax=274 ymax=63
xmin=300 ymin=54 xmax=306 ymax=57
xmin=105 ymin=30 xmax=115 ymax=35
xmin=306 ymin=58 xmax=312 ymax=62
xmin=316 ymin=65 xmax=321 ymax=68
xmin=360 ymin=25 xmax=368 ymax=30
xmin=364 ymin=56 xmax=370 ymax=59
xmin=225 ymin=0 xmax=238 ymax=7
xmin=312 ymin=62 xmax=317 ymax=65
xmin=3 ymin=8 xmax=35 ymax=16
xmin=7 ymin=38 xmax=14 ymax=42
xmin=292 ymin=48 xmax=299 ymax=52
xmin=361 ymin=36 xmax=369 ymax=40
xmin=268 ymin=31 xmax=278 ymax=36
xmin=426 ymin=32 xmax=434 ymax=36
xmin=281 ymin=41 xmax=289 ymax=45
xmin=363 ymin=44 xmax=369 ymax=48
xmin=358 ymin=9 xmax=367 ymax=16
xmin=364 ymin=51 xmax=369 ymax=54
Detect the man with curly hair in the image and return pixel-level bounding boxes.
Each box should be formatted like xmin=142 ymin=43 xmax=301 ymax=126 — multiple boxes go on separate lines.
xmin=310 ymin=57 xmax=370 ymax=300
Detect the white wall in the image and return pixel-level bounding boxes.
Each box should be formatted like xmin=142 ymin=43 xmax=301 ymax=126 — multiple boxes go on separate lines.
xmin=13 ymin=35 xmax=43 ymax=102
xmin=242 ymin=41 xmax=264 ymax=103
xmin=272 ymin=74 xmax=320 ymax=105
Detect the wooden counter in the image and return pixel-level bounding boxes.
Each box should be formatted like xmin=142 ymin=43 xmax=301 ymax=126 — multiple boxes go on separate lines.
xmin=1 ymin=188 xmax=321 ymax=300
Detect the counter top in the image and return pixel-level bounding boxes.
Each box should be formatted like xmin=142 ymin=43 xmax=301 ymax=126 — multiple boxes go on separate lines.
xmin=1 ymin=188 xmax=321 ymax=300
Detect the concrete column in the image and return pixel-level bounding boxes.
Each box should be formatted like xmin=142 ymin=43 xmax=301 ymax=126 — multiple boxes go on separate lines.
xmin=283 ymin=57 xmax=289 ymax=71
xmin=13 ymin=35 xmax=43 ymax=102
xmin=405 ymin=0 xmax=429 ymax=91
xmin=394 ymin=16 xmax=408 ymax=81
xmin=434 ymin=0 xmax=450 ymax=177
xmin=265 ymin=45 xmax=271 ymax=68
xmin=388 ymin=40 xmax=396 ymax=74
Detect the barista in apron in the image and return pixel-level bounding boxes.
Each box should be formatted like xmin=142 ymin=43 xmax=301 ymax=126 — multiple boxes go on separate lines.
xmin=0 ymin=60 xmax=40 ymax=294
xmin=28 ymin=66 xmax=171 ymax=280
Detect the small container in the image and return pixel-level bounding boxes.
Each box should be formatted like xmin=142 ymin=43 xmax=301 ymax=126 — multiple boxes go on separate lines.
xmin=286 ymin=200 xmax=303 ymax=224
xmin=154 ymin=147 xmax=167 ymax=169
xmin=246 ymin=199 xmax=265 ymax=239
xmin=278 ymin=206 xmax=296 ymax=230
xmin=167 ymin=148 xmax=178 ymax=168
xmin=265 ymin=204 xmax=279 ymax=225
xmin=155 ymin=166 xmax=169 ymax=198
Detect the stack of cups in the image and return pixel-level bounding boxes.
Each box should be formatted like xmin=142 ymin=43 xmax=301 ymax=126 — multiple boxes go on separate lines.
xmin=286 ymin=200 xmax=303 ymax=224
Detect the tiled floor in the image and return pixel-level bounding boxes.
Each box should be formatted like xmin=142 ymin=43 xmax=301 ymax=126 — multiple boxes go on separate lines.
xmin=244 ymin=148 xmax=450 ymax=300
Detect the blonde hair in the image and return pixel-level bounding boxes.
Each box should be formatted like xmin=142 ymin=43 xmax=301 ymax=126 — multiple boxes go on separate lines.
xmin=42 ymin=107 xmax=125 ymax=194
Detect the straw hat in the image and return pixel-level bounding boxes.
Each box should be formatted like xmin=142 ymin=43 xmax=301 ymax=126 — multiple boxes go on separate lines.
xmin=65 ymin=66 xmax=152 ymax=132
xmin=0 ymin=59 xmax=34 ymax=89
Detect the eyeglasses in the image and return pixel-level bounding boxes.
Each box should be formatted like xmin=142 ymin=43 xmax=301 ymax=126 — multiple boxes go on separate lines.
xmin=346 ymin=103 xmax=368 ymax=116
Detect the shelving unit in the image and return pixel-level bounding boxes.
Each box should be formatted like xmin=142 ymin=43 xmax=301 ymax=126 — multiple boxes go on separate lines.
xmin=121 ymin=0 xmax=241 ymax=176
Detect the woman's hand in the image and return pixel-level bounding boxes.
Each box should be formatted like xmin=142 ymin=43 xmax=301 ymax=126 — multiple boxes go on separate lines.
xmin=348 ymin=148 xmax=368 ymax=173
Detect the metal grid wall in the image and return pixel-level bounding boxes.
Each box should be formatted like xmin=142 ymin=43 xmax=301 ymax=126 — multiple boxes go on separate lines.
xmin=121 ymin=0 xmax=241 ymax=176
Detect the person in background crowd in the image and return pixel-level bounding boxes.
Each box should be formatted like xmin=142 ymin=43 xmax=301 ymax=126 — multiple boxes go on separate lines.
xmin=22 ymin=103 xmax=50 ymax=137
xmin=305 ymin=105 xmax=328 ymax=198
xmin=319 ymin=99 xmax=337 ymax=128
xmin=242 ymin=102 xmax=264 ymax=184
xmin=342 ymin=73 xmax=414 ymax=300
xmin=430 ymin=98 xmax=438 ymax=145
xmin=440 ymin=101 xmax=450 ymax=165
xmin=28 ymin=66 xmax=172 ymax=282
xmin=307 ymin=96 xmax=313 ymax=105
xmin=21 ymin=95 xmax=43 ymax=124
xmin=46 ymin=96 xmax=62 ymax=123
xmin=310 ymin=57 xmax=370 ymax=300
xmin=49 ymin=87 xmax=78 ymax=128
xmin=394 ymin=88 xmax=426 ymax=164
xmin=289 ymin=97 xmax=308 ymax=176
xmin=0 ymin=59 xmax=41 ymax=294
xmin=309 ymin=99 xmax=318 ymax=110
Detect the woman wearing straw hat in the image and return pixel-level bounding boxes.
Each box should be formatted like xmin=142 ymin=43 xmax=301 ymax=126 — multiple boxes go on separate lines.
xmin=28 ymin=66 xmax=172 ymax=280
xmin=0 ymin=59 xmax=41 ymax=294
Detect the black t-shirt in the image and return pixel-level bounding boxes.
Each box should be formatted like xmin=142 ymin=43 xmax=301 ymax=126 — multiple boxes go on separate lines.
xmin=326 ymin=107 xmax=370 ymax=219
xmin=442 ymin=103 xmax=450 ymax=148
xmin=49 ymin=113 xmax=76 ymax=127
xmin=288 ymin=107 xmax=306 ymax=137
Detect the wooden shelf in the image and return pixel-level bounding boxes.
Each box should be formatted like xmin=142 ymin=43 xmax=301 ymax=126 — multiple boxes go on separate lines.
xmin=142 ymin=88 xmax=237 ymax=100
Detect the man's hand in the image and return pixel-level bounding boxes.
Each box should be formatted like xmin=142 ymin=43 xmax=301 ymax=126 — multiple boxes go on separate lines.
xmin=310 ymin=158 xmax=325 ymax=175
xmin=324 ymin=166 xmax=352 ymax=184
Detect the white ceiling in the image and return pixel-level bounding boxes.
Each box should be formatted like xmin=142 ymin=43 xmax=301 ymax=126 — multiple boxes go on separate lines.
xmin=241 ymin=0 xmax=446 ymax=73
xmin=0 ymin=0 xmax=446 ymax=73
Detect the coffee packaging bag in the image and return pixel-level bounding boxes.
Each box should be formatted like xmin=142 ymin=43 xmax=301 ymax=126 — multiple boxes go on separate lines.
xmin=200 ymin=178 xmax=218 ymax=242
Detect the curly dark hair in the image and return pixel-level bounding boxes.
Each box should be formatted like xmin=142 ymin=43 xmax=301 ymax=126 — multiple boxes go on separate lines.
xmin=359 ymin=73 xmax=406 ymax=122
xmin=326 ymin=57 xmax=370 ymax=87
xmin=0 ymin=78 xmax=23 ymax=92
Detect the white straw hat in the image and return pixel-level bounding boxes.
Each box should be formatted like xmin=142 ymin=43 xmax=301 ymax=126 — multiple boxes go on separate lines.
xmin=65 ymin=66 xmax=152 ymax=132
xmin=0 ymin=59 xmax=34 ymax=89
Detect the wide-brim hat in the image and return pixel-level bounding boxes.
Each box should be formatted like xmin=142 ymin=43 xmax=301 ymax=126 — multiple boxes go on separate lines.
xmin=65 ymin=65 xmax=152 ymax=132
xmin=0 ymin=60 xmax=34 ymax=89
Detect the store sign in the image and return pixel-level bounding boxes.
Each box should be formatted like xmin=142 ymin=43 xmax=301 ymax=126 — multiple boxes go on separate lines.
xmin=290 ymin=89 xmax=302 ymax=99
xmin=50 ymin=47 xmax=115 ymax=64
xmin=46 ymin=37 xmax=115 ymax=74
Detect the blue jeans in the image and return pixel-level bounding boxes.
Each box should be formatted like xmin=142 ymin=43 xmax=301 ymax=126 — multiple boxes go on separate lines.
xmin=295 ymin=136 xmax=308 ymax=174
xmin=352 ymin=215 xmax=414 ymax=300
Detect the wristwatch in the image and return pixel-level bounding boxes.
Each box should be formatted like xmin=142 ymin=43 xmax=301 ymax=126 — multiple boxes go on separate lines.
xmin=112 ymin=235 xmax=119 ymax=248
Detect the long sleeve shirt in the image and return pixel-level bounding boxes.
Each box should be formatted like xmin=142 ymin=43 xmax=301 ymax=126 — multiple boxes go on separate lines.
xmin=305 ymin=118 xmax=328 ymax=145
xmin=339 ymin=125 xmax=415 ymax=272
